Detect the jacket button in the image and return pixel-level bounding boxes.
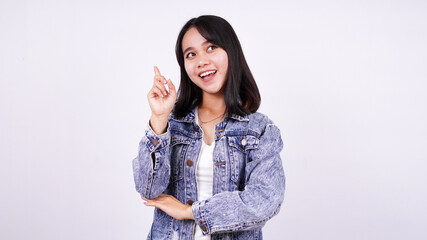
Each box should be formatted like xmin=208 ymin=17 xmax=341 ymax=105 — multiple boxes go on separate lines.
xmin=216 ymin=128 xmax=225 ymax=133
xmin=187 ymin=160 xmax=193 ymax=166
xmin=149 ymin=137 xmax=158 ymax=146
xmin=187 ymin=200 xmax=194 ymax=205
xmin=241 ymin=138 xmax=247 ymax=146
xmin=200 ymin=221 xmax=207 ymax=232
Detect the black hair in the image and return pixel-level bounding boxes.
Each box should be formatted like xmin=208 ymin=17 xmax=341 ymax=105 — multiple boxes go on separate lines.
xmin=173 ymin=15 xmax=261 ymax=118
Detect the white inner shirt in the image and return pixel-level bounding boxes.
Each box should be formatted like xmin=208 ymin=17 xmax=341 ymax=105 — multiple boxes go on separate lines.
xmin=194 ymin=108 xmax=214 ymax=240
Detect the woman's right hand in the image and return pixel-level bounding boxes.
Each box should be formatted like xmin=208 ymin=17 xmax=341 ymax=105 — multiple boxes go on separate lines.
xmin=147 ymin=66 xmax=177 ymax=135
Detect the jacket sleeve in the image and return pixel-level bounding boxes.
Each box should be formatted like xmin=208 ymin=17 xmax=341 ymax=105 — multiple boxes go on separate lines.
xmin=191 ymin=123 xmax=285 ymax=234
xmin=132 ymin=122 xmax=172 ymax=199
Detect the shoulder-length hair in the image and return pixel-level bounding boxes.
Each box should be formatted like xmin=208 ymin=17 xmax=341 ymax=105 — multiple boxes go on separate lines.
xmin=173 ymin=15 xmax=261 ymax=118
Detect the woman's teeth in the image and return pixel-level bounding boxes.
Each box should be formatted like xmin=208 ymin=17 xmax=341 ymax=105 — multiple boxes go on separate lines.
xmin=199 ymin=70 xmax=217 ymax=78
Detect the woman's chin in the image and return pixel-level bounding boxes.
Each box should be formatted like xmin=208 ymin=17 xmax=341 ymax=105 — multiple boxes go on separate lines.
xmin=201 ymin=87 xmax=224 ymax=96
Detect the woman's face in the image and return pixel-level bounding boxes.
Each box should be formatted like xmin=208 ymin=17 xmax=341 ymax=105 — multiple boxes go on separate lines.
xmin=182 ymin=27 xmax=229 ymax=96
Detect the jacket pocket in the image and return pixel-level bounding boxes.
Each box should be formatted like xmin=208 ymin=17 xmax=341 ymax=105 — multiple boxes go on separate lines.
xmin=227 ymin=135 xmax=259 ymax=185
xmin=170 ymin=135 xmax=191 ymax=182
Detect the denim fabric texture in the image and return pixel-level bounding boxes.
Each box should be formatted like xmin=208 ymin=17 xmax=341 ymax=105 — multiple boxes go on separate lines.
xmin=133 ymin=108 xmax=286 ymax=240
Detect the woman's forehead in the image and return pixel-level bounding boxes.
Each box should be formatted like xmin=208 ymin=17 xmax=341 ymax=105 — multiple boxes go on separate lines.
xmin=182 ymin=28 xmax=210 ymax=51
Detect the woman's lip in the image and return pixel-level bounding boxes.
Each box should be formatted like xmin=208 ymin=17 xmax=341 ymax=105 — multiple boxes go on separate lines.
xmin=200 ymin=72 xmax=216 ymax=82
xmin=198 ymin=69 xmax=217 ymax=76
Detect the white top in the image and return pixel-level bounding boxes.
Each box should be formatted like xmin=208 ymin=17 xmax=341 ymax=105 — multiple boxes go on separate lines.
xmin=194 ymin=108 xmax=214 ymax=240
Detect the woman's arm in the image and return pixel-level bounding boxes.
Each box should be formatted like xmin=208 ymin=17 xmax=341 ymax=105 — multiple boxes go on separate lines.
xmin=132 ymin=122 xmax=173 ymax=199
xmin=132 ymin=66 xmax=177 ymax=199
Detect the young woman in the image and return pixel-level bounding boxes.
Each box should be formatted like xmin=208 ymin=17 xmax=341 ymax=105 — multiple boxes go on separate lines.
xmin=133 ymin=15 xmax=285 ymax=240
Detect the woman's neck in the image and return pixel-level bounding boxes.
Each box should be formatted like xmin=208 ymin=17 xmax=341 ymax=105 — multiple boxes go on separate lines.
xmin=199 ymin=92 xmax=226 ymax=114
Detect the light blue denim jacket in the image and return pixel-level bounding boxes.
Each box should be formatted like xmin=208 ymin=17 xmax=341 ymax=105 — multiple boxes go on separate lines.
xmin=133 ymin=108 xmax=285 ymax=240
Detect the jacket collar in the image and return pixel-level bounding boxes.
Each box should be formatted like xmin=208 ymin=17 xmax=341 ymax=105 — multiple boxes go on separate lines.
xmin=170 ymin=108 xmax=249 ymax=123
xmin=170 ymin=109 xmax=196 ymax=123
xmin=228 ymin=113 xmax=249 ymax=121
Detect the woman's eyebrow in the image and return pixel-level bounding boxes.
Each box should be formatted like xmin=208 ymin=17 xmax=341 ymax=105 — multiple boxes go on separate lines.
xmin=183 ymin=41 xmax=210 ymax=55
xmin=183 ymin=46 xmax=194 ymax=55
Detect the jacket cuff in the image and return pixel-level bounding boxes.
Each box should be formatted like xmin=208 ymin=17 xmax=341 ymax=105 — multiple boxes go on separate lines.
xmin=144 ymin=122 xmax=170 ymax=152
xmin=192 ymin=200 xmax=211 ymax=235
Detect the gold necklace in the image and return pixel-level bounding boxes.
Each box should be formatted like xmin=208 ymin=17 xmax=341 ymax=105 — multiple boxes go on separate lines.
xmin=199 ymin=112 xmax=225 ymax=126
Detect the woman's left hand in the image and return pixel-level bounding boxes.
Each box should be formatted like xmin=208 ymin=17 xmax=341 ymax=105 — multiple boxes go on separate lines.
xmin=141 ymin=194 xmax=195 ymax=220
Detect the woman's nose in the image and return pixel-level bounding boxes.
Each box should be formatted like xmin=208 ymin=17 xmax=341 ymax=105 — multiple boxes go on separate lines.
xmin=197 ymin=53 xmax=209 ymax=68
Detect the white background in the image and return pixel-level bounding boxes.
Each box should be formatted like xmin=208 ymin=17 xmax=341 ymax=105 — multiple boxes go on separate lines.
xmin=1 ymin=0 xmax=426 ymax=239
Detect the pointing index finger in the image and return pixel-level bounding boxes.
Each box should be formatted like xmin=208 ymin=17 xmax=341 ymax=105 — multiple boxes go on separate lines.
xmin=153 ymin=66 xmax=161 ymax=76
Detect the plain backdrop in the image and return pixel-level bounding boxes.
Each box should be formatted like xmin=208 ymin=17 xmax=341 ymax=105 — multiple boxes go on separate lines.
xmin=1 ymin=0 xmax=426 ymax=239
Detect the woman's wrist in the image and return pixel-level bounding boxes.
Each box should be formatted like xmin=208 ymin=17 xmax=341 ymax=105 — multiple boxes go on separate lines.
xmin=150 ymin=114 xmax=169 ymax=135
xmin=186 ymin=205 xmax=195 ymax=220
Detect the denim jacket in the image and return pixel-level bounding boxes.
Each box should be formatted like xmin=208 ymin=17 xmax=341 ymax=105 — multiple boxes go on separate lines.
xmin=133 ymin=109 xmax=286 ymax=240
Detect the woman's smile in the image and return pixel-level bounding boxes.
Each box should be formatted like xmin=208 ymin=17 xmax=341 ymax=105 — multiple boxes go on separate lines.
xmin=198 ymin=70 xmax=217 ymax=82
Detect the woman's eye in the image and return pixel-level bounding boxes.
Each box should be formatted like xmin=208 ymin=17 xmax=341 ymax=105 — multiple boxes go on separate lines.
xmin=208 ymin=45 xmax=217 ymax=51
xmin=186 ymin=52 xmax=195 ymax=58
